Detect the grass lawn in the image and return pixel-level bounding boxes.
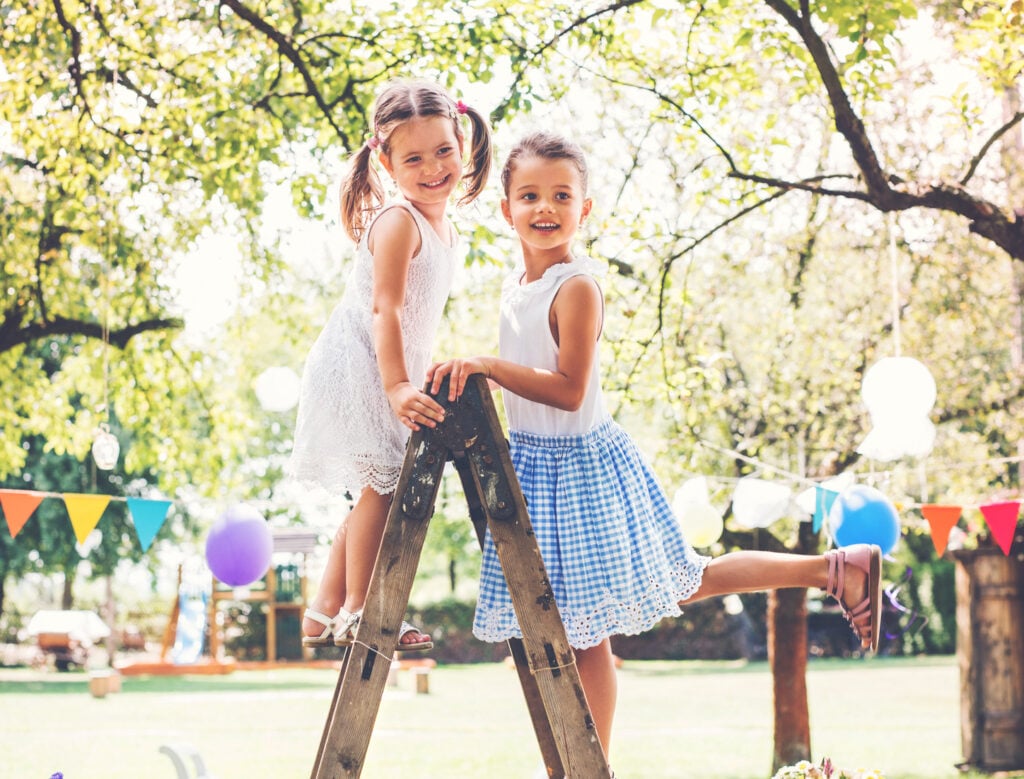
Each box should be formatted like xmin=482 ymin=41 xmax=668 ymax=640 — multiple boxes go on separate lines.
xmin=0 ymin=655 xmax=1016 ymax=779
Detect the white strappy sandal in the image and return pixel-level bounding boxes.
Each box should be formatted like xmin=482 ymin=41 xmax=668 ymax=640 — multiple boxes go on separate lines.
xmin=333 ymin=607 xmax=434 ymax=652
xmin=301 ymin=608 xmax=343 ymax=648
xmin=332 ymin=606 xmax=360 ymax=647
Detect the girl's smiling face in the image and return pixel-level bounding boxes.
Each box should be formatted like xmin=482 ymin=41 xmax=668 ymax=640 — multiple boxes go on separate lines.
xmin=380 ymin=115 xmax=464 ymax=209
xmin=501 ymin=155 xmax=592 ymax=254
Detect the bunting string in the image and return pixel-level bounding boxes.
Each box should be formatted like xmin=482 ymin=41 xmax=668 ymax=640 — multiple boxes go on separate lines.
xmin=694 ymin=440 xmax=1024 ymax=511
xmin=0 ymin=488 xmax=172 ymax=552
xmin=3 ymin=438 xmax=1022 ymax=559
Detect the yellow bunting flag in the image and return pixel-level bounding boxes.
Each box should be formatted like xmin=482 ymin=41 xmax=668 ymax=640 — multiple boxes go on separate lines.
xmin=0 ymin=489 xmax=45 ymax=538
xmin=62 ymin=493 xmax=112 ymax=544
xmin=920 ymin=504 xmax=962 ymax=557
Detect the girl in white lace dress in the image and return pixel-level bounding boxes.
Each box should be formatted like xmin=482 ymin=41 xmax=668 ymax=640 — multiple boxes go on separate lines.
xmin=428 ymin=131 xmax=882 ymax=767
xmin=287 ymin=80 xmax=491 ymax=651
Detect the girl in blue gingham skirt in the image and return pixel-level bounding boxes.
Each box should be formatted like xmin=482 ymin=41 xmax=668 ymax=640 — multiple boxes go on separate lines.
xmin=428 ymin=131 xmax=883 ymax=767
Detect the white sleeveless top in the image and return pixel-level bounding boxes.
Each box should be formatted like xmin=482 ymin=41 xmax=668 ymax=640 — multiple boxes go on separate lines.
xmin=499 ymin=257 xmax=609 ymax=436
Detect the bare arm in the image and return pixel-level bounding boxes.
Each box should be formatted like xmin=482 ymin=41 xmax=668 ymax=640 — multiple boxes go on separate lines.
xmin=370 ymin=207 xmax=446 ymax=430
xmin=428 ymin=275 xmax=603 ymax=409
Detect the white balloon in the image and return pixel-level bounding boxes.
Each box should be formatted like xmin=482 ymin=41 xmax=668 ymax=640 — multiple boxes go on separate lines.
xmin=254 ymin=366 xmax=301 ymax=412
xmin=731 ymin=477 xmax=791 ymax=528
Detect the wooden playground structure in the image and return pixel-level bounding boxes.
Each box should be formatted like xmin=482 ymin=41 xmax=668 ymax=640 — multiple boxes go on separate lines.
xmin=120 ymin=529 xmax=324 ymax=676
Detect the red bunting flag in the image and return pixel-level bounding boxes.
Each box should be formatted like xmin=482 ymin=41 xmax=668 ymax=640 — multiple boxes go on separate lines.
xmin=0 ymin=489 xmax=45 ymax=538
xmin=920 ymin=504 xmax=962 ymax=556
xmin=978 ymin=501 xmax=1020 ymax=556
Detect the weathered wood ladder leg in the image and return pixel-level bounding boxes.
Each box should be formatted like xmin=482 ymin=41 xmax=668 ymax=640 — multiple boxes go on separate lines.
xmin=311 ymin=375 xmax=610 ymax=779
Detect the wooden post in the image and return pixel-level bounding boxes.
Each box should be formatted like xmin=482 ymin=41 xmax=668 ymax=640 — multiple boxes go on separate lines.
xmin=954 ymin=534 xmax=1024 ymax=772
xmin=266 ymin=566 xmax=278 ymax=662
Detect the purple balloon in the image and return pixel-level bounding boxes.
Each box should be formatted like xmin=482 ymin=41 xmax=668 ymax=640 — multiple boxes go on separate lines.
xmin=205 ymin=504 xmax=273 ymax=586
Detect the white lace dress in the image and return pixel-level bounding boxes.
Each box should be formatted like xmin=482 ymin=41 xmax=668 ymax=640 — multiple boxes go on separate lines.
xmin=286 ymin=200 xmax=458 ymax=496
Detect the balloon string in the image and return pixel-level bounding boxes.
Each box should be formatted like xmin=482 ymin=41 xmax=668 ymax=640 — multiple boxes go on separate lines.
xmin=883 ymin=564 xmax=926 ymax=640
xmin=889 ymin=212 xmax=901 ymax=357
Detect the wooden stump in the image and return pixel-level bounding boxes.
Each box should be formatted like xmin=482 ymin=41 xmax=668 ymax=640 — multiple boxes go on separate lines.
xmin=954 ymin=537 xmax=1024 ymax=771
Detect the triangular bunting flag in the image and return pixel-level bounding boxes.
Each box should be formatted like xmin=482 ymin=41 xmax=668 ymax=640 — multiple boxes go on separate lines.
xmin=920 ymin=504 xmax=962 ymax=557
xmin=978 ymin=501 xmax=1020 ymax=556
xmin=62 ymin=493 xmax=111 ymax=545
xmin=813 ymin=487 xmax=839 ymax=533
xmin=127 ymin=498 xmax=172 ymax=552
xmin=0 ymin=489 xmax=45 ymax=538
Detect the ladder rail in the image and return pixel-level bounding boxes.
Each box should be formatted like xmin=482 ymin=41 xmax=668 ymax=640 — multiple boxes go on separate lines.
xmin=310 ymin=375 xmax=610 ymax=778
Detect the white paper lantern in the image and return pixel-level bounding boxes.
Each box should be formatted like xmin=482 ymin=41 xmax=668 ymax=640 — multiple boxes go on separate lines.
xmin=859 ymin=356 xmax=938 ymax=460
xmin=673 ymin=477 xmax=711 ymax=508
xmin=91 ymin=428 xmax=120 ymax=470
xmin=731 ymin=477 xmax=791 ymax=528
xmin=857 ymin=418 xmax=936 ymax=461
xmin=861 ymin=356 xmax=936 ymax=420
xmin=795 ymin=473 xmax=855 ymax=515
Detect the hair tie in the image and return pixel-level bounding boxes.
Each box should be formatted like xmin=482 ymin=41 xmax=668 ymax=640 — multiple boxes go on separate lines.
xmin=456 ymin=100 xmax=469 ymax=115
xmin=367 ymin=135 xmax=380 ymax=150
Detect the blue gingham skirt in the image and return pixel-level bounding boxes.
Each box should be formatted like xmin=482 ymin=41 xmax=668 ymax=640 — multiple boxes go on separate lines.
xmin=473 ymin=418 xmax=711 ymax=649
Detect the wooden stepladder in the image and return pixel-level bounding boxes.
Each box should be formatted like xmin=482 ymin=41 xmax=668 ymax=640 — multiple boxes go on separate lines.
xmin=311 ymin=375 xmax=610 ymax=779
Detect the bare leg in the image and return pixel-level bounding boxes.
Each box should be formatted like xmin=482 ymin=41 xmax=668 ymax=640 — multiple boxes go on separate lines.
xmin=575 ymin=639 xmax=617 ymax=763
xmin=340 ymin=487 xmax=430 ymax=647
xmin=679 ymin=550 xmax=871 ymax=645
xmin=681 ymin=552 xmax=830 ymax=602
xmin=341 ymin=487 xmax=391 ymax=611
xmin=302 ymin=509 xmax=349 ymax=638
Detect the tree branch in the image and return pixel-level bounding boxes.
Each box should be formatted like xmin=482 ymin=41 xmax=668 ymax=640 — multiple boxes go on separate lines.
xmin=217 ymin=0 xmax=351 ymax=148
xmin=759 ymin=0 xmax=1024 ymax=261
xmin=495 ymin=0 xmax=647 ymax=121
xmin=0 ymin=316 xmax=184 ymax=354
xmin=52 ymin=0 xmax=94 ymax=121
xmin=961 ymin=110 xmax=1024 ymax=186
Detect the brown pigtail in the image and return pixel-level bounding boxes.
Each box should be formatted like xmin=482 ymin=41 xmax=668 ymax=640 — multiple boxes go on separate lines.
xmin=339 ymin=142 xmax=385 ymax=243
xmin=456 ymin=104 xmax=493 ymax=207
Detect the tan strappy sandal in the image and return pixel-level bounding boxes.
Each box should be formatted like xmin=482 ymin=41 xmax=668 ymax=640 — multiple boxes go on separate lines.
xmin=825 ymin=543 xmax=883 ymax=653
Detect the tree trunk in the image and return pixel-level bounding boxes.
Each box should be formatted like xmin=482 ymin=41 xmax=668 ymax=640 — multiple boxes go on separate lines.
xmin=61 ymin=568 xmax=74 ymax=610
xmin=768 ymin=586 xmax=811 ymax=772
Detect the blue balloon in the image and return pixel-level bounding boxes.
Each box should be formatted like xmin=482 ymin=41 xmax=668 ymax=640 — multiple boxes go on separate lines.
xmin=205 ymin=504 xmax=273 ymax=586
xmin=829 ymin=485 xmax=900 ymax=554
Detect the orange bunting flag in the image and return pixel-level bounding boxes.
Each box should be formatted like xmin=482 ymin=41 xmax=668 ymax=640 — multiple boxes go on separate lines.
xmin=0 ymin=489 xmax=45 ymax=538
xmin=978 ymin=501 xmax=1021 ymax=556
xmin=62 ymin=493 xmax=112 ymax=544
xmin=920 ymin=504 xmax=962 ymax=557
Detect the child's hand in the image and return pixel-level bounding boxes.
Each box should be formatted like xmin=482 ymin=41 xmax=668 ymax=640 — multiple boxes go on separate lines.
xmin=387 ymin=381 xmax=446 ymax=431
xmin=427 ymin=358 xmax=489 ymax=401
